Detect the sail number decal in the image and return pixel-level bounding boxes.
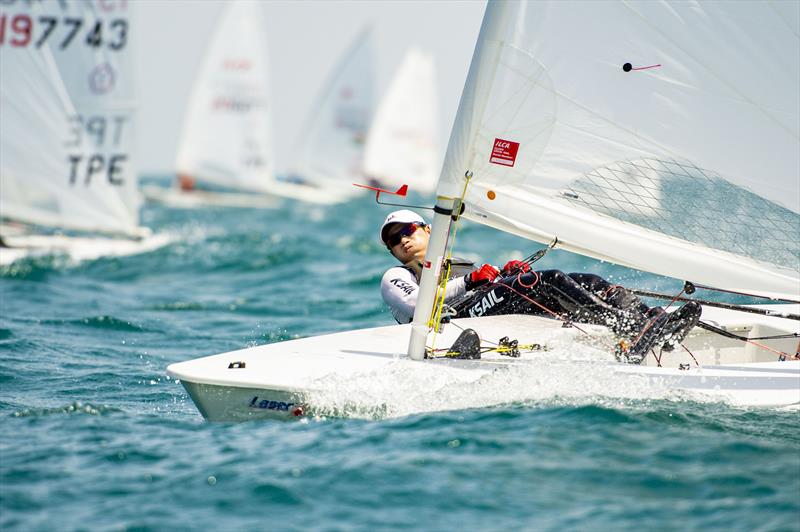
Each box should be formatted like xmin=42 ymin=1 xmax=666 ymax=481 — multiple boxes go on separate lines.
xmin=490 ymin=138 xmax=520 ymax=167
xmin=65 ymin=114 xmax=131 ymax=186
xmin=0 ymin=14 xmax=128 ymax=50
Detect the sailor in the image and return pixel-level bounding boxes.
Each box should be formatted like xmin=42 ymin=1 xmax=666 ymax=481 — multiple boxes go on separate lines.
xmin=177 ymin=173 xmax=196 ymax=191
xmin=379 ymin=209 xmax=701 ymax=362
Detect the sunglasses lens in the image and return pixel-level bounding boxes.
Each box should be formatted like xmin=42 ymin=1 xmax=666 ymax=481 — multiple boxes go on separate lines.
xmin=388 ymin=223 xmax=419 ymax=247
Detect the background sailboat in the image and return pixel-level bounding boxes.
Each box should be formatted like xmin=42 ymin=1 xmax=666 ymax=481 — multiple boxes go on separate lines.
xmin=143 ymin=0 xmax=281 ymax=209
xmin=169 ymin=0 xmax=799 ymax=421
xmin=0 ymin=0 xmax=163 ymax=265
xmin=363 ymin=47 xmax=441 ymax=195
xmin=278 ymin=28 xmax=376 ymax=204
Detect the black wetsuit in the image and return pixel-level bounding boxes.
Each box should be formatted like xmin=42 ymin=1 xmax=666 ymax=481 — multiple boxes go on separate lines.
xmin=449 ymin=270 xmax=653 ymax=337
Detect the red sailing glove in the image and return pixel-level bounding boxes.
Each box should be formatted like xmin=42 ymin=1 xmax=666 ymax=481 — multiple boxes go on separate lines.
xmin=501 ymin=260 xmax=530 ymax=275
xmin=464 ymin=264 xmax=500 ymax=290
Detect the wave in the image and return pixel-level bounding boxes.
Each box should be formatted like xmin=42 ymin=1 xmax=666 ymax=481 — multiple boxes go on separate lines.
xmin=37 ymin=315 xmax=146 ymax=332
xmin=11 ymin=401 xmax=121 ymax=418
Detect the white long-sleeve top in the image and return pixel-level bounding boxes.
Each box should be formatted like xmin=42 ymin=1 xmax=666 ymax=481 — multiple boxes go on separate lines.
xmin=380 ymin=266 xmax=468 ymax=324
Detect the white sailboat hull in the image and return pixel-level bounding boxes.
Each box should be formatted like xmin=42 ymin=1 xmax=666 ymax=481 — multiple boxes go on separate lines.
xmin=0 ymin=232 xmax=171 ymax=266
xmin=265 ymin=179 xmax=358 ymax=205
xmin=167 ymin=306 xmax=800 ymax=421
xmin=142 ymin=181 xmax=353 ymax=208
xmin=141 ymin=185 xmax=282 ymax=210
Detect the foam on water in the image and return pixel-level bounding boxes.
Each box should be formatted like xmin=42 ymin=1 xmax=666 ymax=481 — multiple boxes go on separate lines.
xmin=303 ymin=338 xmax=708 ymax=421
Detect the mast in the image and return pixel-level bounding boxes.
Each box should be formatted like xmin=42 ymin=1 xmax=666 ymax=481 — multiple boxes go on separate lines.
xmin=408 ymin=1 xmax=512 ymax=361
xmin=408 ymin=196 xmax=459 ymax=360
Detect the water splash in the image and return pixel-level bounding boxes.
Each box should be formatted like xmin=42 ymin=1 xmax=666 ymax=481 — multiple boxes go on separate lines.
xmin=301 ymin=339 xmax=709 ymax=421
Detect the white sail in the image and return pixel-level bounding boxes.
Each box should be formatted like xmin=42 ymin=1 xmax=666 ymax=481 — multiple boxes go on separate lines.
xmin=363 ymin=48 xmax=441 ymax=194
xmin=432 ymin=0 xmax=799 ymax=297
xmin=288 ymin=28 xmax=375 ymax=194
xmin=174 ymin=0 xmax=274 ymax=193
xmin=0 ymin=0 xmax=142 ymax=237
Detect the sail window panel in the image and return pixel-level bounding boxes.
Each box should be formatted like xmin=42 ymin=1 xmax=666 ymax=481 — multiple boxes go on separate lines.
xmin=577 ymin=164 xmax=662 ymax=219
xmin=564 ymin=159 xmax=799 ymax=273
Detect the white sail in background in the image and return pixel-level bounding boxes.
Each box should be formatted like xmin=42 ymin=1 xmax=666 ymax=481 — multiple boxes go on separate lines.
xmin=363 ymin=48 xmax=441 ymax=194
xmin=0 ymin=0 xmax=142 ymax=237
xmin=288 ymin=28 xmax=375 ymax=196
xmin=174 ymin=0 xmax=274 ymax=194
xmin=433 ymin=0 xmax=799 ymax=297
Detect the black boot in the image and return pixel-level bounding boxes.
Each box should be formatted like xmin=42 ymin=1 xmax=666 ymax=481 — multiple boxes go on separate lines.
xmin=616 ymin=312 xmax=670 ymax=364
xmin=617 ymin=302 xmax=702 ymax=363
xmin=607 ymin=308 xmax=651 ymax=338
xmin=658 ymin=302 xmax=702 ymax=351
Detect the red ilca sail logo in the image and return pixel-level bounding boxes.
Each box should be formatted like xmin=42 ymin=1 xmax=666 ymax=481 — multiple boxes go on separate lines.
xmin=490 ymin=138 xmax=520 ymax=167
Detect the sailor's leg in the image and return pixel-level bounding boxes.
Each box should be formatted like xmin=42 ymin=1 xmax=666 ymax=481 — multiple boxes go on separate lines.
xmin=537 ymin=270 xmax=648 ymax=335
xmin=568 ymin=273 xmax=653 ymax=316
xmin=451 ymin=271 xmax=654 ymax=335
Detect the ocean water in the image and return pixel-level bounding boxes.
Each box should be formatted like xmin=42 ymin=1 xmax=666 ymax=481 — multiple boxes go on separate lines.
xmin=1 ymin=192 xmax=798 ymax=531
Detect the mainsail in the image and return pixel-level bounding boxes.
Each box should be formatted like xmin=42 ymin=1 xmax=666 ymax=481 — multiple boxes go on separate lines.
xmin=174 ymin=0 xmax=274 ymax=194
xmin=434 ymin=0 xmax=799 ymax=295
xmin=0 ymin=0 xmax=142 ymax=237
xmin=288 ymin=28 xmax=375 ymax=194
xmin=411 ymin=0 xmax=800 ymax=358
xmin=363 ymin=48 xmax=441 ymax=194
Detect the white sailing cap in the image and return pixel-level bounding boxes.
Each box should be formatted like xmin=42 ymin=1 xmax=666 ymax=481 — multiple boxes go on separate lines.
xmin=379 ymin=210 xmax=427 ymax=245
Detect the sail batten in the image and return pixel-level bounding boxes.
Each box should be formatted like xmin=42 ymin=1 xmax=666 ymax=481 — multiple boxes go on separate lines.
xmin=433 ymin=0 xmax=799 ymax=295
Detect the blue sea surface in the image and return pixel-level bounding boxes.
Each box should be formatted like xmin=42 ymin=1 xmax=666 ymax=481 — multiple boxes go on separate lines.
xmin=1 ymin=192 xmax=798 ymax=531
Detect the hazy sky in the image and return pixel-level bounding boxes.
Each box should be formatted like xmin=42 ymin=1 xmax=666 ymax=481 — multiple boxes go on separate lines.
xmin=135 ymin=0 xmax=487 ymax=174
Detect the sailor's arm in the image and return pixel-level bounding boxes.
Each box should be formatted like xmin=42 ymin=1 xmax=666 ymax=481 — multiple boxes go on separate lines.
xmin=381 ymin=267 xmax=420 ymax=324
xmin=382 ymin=264 xmax=471 ymax=324
xmin=443 ymin=275 xmax=467 ymax=301
xmin=404 ymin=258 xmax=469 ymax=303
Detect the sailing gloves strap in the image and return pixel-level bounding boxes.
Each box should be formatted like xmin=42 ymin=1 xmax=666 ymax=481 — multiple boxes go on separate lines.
xmin=465 ymin=264 xmax=500 ymax=291
xmin=501 ymin=260 xmax=530 ymax=275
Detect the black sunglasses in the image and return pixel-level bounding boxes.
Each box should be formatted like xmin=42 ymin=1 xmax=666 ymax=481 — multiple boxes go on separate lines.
xmin=386 ymin=223 xmax=423 ymax=248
